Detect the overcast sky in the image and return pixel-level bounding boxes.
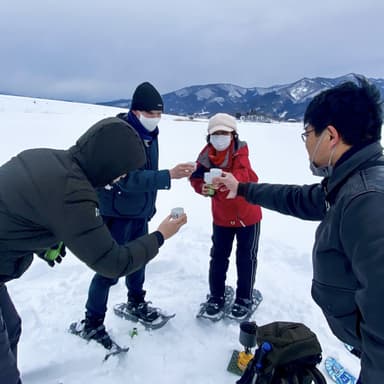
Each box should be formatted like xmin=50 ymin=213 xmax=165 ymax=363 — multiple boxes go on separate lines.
xmin=1 ymin=0 xmax=383 ymax=102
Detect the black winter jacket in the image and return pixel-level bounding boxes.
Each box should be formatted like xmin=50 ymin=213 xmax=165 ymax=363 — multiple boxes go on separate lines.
xmin=237 ymin=141 xmax=384 ymax=384
xmin=0 ymin=117 xmax=161 ymax=283
xmin=97 ymin=113 xmax=171 ymax=219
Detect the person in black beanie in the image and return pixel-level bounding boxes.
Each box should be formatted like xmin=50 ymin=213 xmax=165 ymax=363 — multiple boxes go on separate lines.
xmin=130 ymin=81 xmax=165 ymax=112
xmin=75 ymin=82 xmax=195 ymax=345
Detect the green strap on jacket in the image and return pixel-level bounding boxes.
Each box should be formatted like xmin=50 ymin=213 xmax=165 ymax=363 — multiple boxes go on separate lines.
xmin=44 ymin=241 xmax=64 ymax=261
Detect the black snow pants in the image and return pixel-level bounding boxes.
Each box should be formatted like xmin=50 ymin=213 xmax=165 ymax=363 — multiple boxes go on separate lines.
xmin=0 ymin=283 xmax=22 ymax=384
xmin=209 ymin=222 xmax=260 ymax=301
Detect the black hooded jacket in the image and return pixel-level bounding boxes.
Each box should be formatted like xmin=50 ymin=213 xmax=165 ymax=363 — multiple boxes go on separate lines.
xmin=0 ymin=117 xmax=161 ymax=283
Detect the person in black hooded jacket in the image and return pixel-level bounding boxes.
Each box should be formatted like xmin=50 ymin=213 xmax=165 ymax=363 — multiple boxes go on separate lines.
xmin=214 ymin=77 xmax=384 ymax=384
xmin=0 ymin=117 xmax=187 ymax=384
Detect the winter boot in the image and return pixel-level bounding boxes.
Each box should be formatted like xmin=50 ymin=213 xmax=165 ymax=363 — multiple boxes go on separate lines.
xmin=231 ymin=297 xmax=253 ymax=319
xmin=204 ymin=295 xmax=225 ymax=316
xmin=126 ymin=300 xmax=160 ymax=323
xmin=79 ymin=317 xmax=113 ymax=349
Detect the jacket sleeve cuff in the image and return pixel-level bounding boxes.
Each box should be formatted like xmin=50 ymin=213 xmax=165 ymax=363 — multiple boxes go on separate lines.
xmin=153 ymin=231 xmax=165 ymax=247
xmin=237 ymin=182 xmax=249 ymax=197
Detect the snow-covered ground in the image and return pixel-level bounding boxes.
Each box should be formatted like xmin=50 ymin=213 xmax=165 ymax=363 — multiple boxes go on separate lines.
xmin=0 ymin=95 xmax=361 ymax=383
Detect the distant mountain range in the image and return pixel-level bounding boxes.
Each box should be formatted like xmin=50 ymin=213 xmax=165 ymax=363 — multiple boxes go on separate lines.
xmin=99 ymin=74 xmax=384 ymax=122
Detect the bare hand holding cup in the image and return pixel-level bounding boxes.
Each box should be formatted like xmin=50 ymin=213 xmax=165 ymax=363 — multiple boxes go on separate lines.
xmin=157 ymin=213 xmax=187 ymax=240
xmin=212 ymin=171 xmax=239 ymax=199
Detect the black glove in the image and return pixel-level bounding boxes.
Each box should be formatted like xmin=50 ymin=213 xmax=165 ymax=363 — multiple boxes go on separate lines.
xmin=38 ymin=242 xmax=66 ymax=267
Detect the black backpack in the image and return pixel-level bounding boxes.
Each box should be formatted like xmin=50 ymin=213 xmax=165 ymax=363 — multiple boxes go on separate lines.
xmin=237 ymin=321 xmax=327 ymax=384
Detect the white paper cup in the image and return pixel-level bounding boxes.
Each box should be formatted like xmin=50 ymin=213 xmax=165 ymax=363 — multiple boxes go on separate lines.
xmin=204 ymin=172 xmax=213 ymax=184
xmin=171 ymin=207 xmax=184 ymax=219
xmin=188 ymin=161 xmax=197 ymax=171
xmin=210 ymin=168 xmax=222 ymax=178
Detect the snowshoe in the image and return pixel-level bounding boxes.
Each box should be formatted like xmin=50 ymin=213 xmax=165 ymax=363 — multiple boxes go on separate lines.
xmin=196 ymin=285 xmax=235 ymax=322
xmin=69 ymin=320 xmax=129 ymax=360
xmin=113 ymin=301 xmax=175 ymax=330
xmin=325 ymin=357 xmax=356 ymax=384
xmin=226 ymin=289 xmax=263 ymax=322
xmin=103 ymin=343 xmax=130 ymax=361
xmin=199 ymin=296 xmax=225 ymax=319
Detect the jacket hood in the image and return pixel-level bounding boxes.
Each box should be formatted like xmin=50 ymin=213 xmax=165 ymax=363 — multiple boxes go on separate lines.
xmin=70 ymin=117 xmax=146 ymax=187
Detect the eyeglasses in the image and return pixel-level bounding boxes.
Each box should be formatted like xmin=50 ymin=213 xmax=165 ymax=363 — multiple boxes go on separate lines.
xmin=301 ymin=128 xmax=315 ymax=142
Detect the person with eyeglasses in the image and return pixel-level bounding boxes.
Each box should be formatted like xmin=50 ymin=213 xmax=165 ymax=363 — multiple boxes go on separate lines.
xmin=213 ymin=76 xmax=384 ymax=384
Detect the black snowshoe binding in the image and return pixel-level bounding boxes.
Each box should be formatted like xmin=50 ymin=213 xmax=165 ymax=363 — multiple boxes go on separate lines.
xmin=69 ymin=319 xmax=129 ymax=360
xmin=205 ymin=296 xmax=225 ymax=316
xmin=197 ymin=286 xmax=235 ymax=322
xmin=226 ymin=289 xmax=263 ymax=322
xmin=113 ymin=300 xmax=175 ymax=330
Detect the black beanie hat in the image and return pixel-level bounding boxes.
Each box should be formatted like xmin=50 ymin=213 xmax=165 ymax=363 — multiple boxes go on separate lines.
xmin=130 ymin=82 xmax=164 ymax=112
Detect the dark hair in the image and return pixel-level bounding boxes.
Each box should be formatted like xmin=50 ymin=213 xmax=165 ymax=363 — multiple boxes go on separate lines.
xmin=304 ymin=76 xmax=383 ymax=146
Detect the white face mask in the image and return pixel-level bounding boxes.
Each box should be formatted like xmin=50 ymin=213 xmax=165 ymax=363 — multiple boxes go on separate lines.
xmin=309 ymin=130 xmax=336 ymax=178
xmin=210 ymin=135 xmax=231 ymax=151
xmin=139 ymin=114 xmax=161 ymax=132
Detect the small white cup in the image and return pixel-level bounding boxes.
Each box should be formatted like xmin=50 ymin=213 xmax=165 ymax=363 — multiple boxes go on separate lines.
xmin=187 ymin=161 xmax=197 ymax=171
xmin=204 ymin=172 xmax=213 ymax=184
xmin=210 ymin=168 xmax=222 ymax=178
xmin=171 ymin=207 xmax=184 ymax=219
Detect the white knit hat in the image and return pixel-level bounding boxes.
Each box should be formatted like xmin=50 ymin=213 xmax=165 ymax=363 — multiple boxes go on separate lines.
xmin=207 ymin=113 xmax=237 ymax=134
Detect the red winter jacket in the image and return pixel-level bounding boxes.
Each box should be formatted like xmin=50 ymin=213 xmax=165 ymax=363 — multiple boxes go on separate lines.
xmin=190 ymin=140 xmax=262 ymax=227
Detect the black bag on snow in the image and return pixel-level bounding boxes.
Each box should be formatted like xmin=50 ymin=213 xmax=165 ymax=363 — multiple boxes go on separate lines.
xmin=237 ymin=321 xmax=326 ymax=384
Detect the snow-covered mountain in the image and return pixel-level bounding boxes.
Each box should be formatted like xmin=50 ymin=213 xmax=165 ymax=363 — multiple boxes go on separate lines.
xmin=100 ymin=74 xmax=384 ymax=121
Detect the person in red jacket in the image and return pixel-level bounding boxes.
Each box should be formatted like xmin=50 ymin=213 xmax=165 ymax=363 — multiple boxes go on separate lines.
xmin=190 ymin=113 xmax=262 ymax=319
